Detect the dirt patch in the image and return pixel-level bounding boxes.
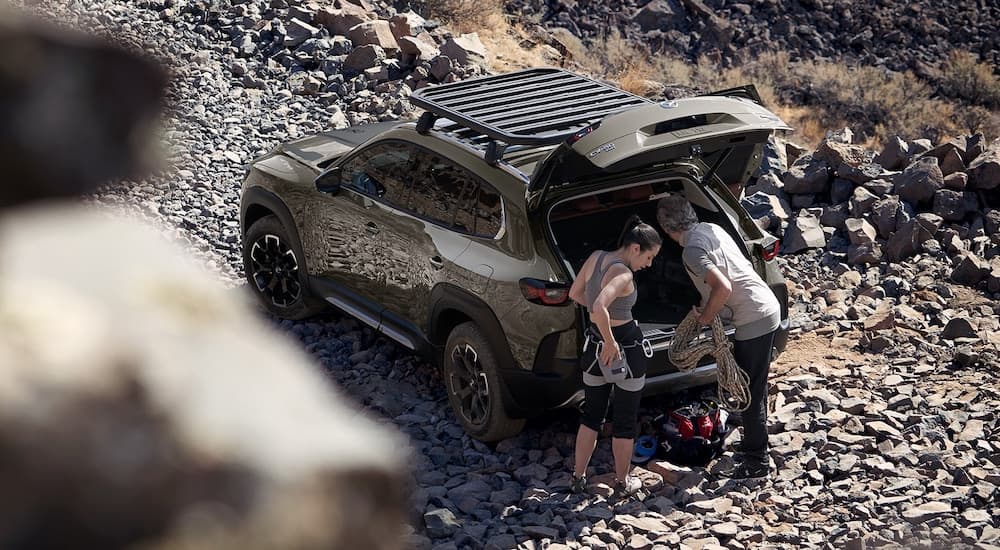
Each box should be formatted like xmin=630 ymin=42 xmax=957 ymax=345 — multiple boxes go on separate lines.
xmin=771 ymin=330 xmax=869 ymax=379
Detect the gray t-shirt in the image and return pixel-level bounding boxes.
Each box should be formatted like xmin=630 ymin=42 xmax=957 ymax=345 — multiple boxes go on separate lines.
xmin=681 ymin=223 xmax=780 ymax=340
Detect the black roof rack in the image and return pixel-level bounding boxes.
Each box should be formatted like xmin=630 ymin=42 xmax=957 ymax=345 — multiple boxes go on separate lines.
xmin=409 ymin=68 xmax=652 ymax=165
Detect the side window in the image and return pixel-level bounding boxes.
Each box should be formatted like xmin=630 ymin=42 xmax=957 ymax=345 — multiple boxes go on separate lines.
xmin=455 ymin=177 xmax=503 ymax=238
xmin=473 ymin=185 xmax=503 ymax=237
xmin=339 ymin=143 xmax=413 ymax=205
xmin=409 ymin=152 xmax=464 ymax=225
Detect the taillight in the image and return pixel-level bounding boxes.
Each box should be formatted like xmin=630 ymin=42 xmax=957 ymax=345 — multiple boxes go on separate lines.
xmin=761 ymin=239 xmax=780 ymax=261
xmin=519 ymin=278 xmax=570 ymax=306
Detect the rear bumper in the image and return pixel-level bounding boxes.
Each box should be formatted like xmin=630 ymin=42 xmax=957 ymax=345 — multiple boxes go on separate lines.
xmin=497 ymin=358 xmax=721 ymax=418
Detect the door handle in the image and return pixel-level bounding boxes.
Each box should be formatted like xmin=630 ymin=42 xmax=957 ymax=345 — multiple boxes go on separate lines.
xmin=429 ymin=255 xmax=444 ymax=269
xmin=365 ymin=222 xmax=379 ymax=234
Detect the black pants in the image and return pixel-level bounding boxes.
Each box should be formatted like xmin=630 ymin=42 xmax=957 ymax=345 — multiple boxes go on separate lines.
xmin=733 ymin=329 xmax=777 ymax=464
xmin=580 ymin=322 xmax=647 ymax=439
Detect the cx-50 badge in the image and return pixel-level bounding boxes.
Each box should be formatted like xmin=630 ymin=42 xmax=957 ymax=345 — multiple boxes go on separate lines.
xmin=588 ymin=142 xmax=616 ymax=157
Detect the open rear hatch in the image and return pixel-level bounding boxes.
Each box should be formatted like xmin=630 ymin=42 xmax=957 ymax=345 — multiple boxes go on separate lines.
xmin=527 ymin=92 xmax=791 ymax=209
xmin=534 ymin=93 xmax=789 ymax=379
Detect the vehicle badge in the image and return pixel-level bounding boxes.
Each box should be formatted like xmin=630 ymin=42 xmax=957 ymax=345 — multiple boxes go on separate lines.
xmin=659 ymin=100 xmax=678 ymax=109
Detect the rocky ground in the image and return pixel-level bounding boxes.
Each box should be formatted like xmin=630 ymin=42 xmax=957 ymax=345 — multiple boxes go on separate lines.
xmin=13 ymin=0 xmax=1000 ymax=548
xmin=506 ymin=0 xmax=1000 ymax=73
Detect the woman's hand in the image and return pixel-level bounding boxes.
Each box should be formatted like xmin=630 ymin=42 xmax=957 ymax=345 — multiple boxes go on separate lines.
xmin=600 ymin=340 xmax=621 ymax=367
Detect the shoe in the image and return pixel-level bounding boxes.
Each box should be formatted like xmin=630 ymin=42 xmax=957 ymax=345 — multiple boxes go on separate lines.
xmin=571 ymin=474 xmax=587 ymax=494
xmin=613 ymin=476 xmax=642 ymax=499
xmin=730 ymin=461 xmax=769 ymax=480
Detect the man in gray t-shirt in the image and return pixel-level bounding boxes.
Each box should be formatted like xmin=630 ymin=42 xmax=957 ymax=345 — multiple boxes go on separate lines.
xmin=657 ymin=195 xmax=779 ymax=481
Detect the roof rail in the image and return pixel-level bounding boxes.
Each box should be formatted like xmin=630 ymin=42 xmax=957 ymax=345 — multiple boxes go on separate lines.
xmin=409 ymin=68 xmax=652 ymax=165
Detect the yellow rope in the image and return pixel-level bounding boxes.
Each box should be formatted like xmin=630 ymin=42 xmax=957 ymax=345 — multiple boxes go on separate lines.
xmin=668 ymin=310 xmax=751 ymax=412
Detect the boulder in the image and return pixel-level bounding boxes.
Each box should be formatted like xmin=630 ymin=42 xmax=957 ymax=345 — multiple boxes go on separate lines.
xmin=348 ymin=20 xmax=400 ymax=54
xmin=439 ymin=33 xmax=488 ymax=66
xmin=942 ymin=171 xmax=968 ymax=190
xmin=985 ymin=209 xmax=1000 ymax=236
xmin=862 ymin=178 xmax=894 ymax=197
xmin=314 ymin=4 xmax=372 ymax=36
xmin=941 ymin=317 xmax=978 ymax=340
xmin=0 ymin=15 xmax=166 ymax=208
xmin=845 ymin=217 xmax=877 ymax=245
xmin=837 ymin=162 xmax=884 ymax=185
xmin=783 ymin=209 xmax=826 ymax=253
xmin=819 ymin=202 xmax=849 ymax=232
xmin=389 ymin=10 xmax=427 ymax=39
xmin=343 ymin=44 xmax=386 ymax=73
xmin=894 ymin=156 xmax=943 ymax=205
xmin=815 ymin=139 xmax=868 ymax=168
xmin=885 ymin=213 xmax=942 ymax=262
xmin=635 ymin=0 xmax=687 ymax=31
xmin=397 ymin=36 xmax=439 ymax=64
xmin=951 ymin=253 xmax=989 ymax=286
xmin=877 ymin=135 xmax=909 ymax=170
xmin=932 ymin=189 xmax=977 ymax=221
xmin=849 ymin=186 xmax=879 ymax=217
xmin=847 ymin=242 xmax=883 ymax=265
xmin=938 ymin=147 xmax=965 ymax=176
xmin=870 ymin=196 xmax=901 ymax=239
xmin=284 ymin=17 xmax=320 ymax=48
xmin=964 ymin=132 xmax=987 ymax=164
xmin=830 ymin=177 xmax=854 ymax=204
xmin=967 ymin=137 xmax=1000 ymax=190
xmin=783 ymin=154 xmax=831 ymax=194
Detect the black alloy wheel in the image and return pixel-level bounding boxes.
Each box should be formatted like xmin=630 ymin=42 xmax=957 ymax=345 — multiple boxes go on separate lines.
xmin=242 ymin=215 xmax=324 ymax=319
xmin=449 ymin=341 xmax=490 ymax=427
xmin=250 ymin=233 xmax=301 ymax=308
xmin=443 ymin=322 xmax=525 ymax=442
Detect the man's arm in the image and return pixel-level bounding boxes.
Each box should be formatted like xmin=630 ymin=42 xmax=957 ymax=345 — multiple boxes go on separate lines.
xmin=698 ymin=267 xmax=732 ymax=325
xmin=682 ymin=246 xmax=732 ymax=326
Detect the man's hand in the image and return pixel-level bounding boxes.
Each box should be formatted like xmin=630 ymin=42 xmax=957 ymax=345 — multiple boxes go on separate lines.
xmin=599 ymin=340 xmax=621 ymax=367
xmin=694 ymin=306 xmax=712 ymax=327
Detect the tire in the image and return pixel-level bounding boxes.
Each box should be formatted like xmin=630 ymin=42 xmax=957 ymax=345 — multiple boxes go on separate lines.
xmin=242 ymin=215 xmax=325 ymax=320
xmin=443 ymin=322 xmax=526 ymax=442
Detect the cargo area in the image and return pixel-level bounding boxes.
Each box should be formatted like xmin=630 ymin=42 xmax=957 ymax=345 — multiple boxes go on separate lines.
xmin=548 ymin=182 xmax=737 ymax=328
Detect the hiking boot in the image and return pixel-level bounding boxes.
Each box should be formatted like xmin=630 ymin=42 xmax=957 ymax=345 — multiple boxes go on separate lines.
xmin=731 ymin=461 xmax=769 ymax=481
xmin=613 ymin=476 xmax=642 ymax=499
xmin=570 ymin=474 xmax=587 ymax=494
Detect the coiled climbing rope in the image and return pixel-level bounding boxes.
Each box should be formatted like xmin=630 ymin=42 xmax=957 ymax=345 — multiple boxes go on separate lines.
xmin=668 ymin=309 xmax=751 ymax=412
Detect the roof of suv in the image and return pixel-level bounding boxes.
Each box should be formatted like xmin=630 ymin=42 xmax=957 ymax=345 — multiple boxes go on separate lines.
xmin=410 ymin=68 xmax=651 ymax=165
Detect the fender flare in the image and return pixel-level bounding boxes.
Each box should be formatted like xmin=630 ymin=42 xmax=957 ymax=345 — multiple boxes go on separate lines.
xmin=240 ymin=186 xmax=311 ymax=276
xmin=428 ymin=283 xmax=517 ymax=373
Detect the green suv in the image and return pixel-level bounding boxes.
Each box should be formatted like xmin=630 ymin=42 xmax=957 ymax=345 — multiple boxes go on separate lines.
xmin=239 ymin=69 xmax=789 ymax=441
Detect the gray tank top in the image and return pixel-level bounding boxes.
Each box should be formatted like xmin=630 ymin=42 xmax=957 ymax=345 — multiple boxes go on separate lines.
xmin=584 ymin=251 xmax=637 ymax=321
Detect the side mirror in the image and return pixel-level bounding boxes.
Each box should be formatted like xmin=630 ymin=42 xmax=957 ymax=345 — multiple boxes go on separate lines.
xmin=315 ymin=167 xmax=341 ymax=194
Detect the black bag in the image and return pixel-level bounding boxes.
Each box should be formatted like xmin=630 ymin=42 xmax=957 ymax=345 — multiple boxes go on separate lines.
xmin=648 ymin=399 xmax=732 ymax=467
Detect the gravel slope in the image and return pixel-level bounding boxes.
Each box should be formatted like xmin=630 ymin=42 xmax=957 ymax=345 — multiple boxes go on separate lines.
xmin=15 ymin=1 xmax=1000 ymax=549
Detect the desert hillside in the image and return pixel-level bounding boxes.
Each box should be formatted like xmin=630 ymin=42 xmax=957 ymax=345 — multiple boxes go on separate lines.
xmin=2 ymin=0 xmax=999 ymax=549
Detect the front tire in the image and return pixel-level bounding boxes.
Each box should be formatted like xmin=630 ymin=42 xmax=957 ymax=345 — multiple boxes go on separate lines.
xmin=242 ymin=215 xmax=325 ymax=320
xmin=443 ymin=322 xmax=525 ymax=442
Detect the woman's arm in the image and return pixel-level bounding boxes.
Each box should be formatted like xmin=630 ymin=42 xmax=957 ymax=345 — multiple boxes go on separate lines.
xmin=568 ymin=253 xmax=594 ymax=307
xmin=589 ymin=266 xmax=633 ymax=366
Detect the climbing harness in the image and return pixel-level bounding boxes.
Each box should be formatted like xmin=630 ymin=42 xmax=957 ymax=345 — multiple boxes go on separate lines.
xmin=581 ymin=325 xmax=652 ymax=390
xmin=668 ymin=309 xmax=751 ymax=412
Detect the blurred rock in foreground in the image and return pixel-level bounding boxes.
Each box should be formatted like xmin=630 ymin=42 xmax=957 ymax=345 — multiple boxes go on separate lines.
xmin=0 ymin=8 xmax=166 ymax=208
xmin=0 ymin=206 xmax=408 ymax=550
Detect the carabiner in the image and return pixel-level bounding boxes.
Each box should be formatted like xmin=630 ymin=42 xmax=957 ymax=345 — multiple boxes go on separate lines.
xmin=641 ymin=338 xmax=653 ymax=358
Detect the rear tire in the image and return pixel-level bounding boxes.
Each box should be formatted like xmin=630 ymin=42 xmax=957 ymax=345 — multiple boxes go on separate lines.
xmin=242 ymin=215 xmax=325 ymax=320
xmin=443 ymin=322 xmax=525 ymax=442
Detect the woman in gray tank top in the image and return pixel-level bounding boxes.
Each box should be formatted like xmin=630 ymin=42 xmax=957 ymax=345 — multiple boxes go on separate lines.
xmin=567 ymin=215 xmax=661 ymax=498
